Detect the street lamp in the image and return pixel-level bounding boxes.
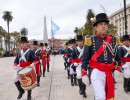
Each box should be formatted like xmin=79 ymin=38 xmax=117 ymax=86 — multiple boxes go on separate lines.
xmin=123 ymin=0 xmax=127 ymax=35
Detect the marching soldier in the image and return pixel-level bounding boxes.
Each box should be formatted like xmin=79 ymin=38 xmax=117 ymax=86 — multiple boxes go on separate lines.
xmin=81 ymin=13 xmax=121 ymax=100
xmin=44 ymin=43 xmax=51 ymax=72
xmin=40 ymin=43 xmax=47 ymax=77
xmin=13 ymin=37 xmax=36 ymax=100
xmin=32 ymin=41 xmax=42 ymax=87
xmin=119 ymin=35 xmax=130 ymax=93
xmin=72 ymin=35 xmax=87 ymax=98
xmin=63 ymin=42 xmax=68 ymax=70
xmin=65 ymin=40 xmax=71 ymax=79
xmin=67 ymin=39 xmax=77 ymax=86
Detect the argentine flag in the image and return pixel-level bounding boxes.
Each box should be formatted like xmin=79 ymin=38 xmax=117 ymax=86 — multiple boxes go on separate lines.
xmin=51 ymin=20 xmax=60 ymax=37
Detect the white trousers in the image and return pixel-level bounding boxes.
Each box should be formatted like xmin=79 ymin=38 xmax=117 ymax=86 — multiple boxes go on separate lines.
xmin=122 ymin=62 xmax=130 ymax=78
xmin=76 ymin=64 xmax=82 ymax=79
xmin=91 ymin=69 xmax=106 ymax=100
xmin=69 ymin=64 xmax=76 ymax=75
xmin=13 ymin=67 xmax=22 ymax=82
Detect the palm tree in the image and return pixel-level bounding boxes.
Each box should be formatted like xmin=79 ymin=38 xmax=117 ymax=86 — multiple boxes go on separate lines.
xmin=2 ymin=29 xmax=7 ymax=50
xmin=0 ymin=26 xmax=4 ymax=48
xmin=20 ymin=28 xmax=28 ymax=36
xmin=2 ymin=11 xmax=13 ymax=51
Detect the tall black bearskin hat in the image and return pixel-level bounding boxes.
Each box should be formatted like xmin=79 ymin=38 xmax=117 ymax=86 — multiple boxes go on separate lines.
xmin=93 ymin=13 xmax=109 ymax=27
xmin=21 ymin=37 xmax=28 ymax=43
xmin=76 ymin=35 xmax=83 ymax=41
xmin=122 ymin=35 xmax=130 ymax=41
xmin=33 ymin=41 xmax=38 ymax=45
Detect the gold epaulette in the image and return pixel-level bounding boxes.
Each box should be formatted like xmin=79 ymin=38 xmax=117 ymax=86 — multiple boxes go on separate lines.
xmin=84 ymin=36 xmax=92 ymax=46
xmin=115 ymin=36 xmax=121 ymax=46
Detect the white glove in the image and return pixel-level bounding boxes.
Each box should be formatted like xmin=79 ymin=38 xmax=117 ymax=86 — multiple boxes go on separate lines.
xmin=40 ymin=60 xmax=42 ymax=64
xmin=30 ymin=63 xmax=35 ymax=68
xmin=122 ymin=65 xmax=128 ymax=69
xmin=82 ymin=75 xmax=90 ymax=86
xmin=67 ymin=59 xmax=70 ymax=62
xmin=74 ymin=62 xmax=78 ymax=66
xmin=13 ymin=66 xmax=18 ymax=70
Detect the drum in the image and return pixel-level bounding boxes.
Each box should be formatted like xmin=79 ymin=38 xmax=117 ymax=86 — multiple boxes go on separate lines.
xmin=18 ymin=67 xmax=37 ymax=90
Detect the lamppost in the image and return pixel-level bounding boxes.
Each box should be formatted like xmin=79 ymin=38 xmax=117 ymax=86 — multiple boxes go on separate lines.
xmin=124 ymin=0 xmax=127 ymax=35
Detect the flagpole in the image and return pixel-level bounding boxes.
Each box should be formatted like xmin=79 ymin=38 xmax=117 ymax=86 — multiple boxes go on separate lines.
xmin=51 ymin=17 xmax=54 ymax=54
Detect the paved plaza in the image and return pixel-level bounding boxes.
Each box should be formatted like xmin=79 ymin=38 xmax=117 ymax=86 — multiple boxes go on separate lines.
xmin=0 ymin=55 xmax=129 ymax=100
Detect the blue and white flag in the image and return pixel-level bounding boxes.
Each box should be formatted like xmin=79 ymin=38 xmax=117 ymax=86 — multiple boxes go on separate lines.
xmin=51 ymin=20 xmax=60 ymax=37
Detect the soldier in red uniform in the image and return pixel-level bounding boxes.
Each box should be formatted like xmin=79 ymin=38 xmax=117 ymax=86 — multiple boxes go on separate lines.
xmin=44 ymin=43 xmax=51 ymax=72
xmin=32 ymin=41 xmax=42 ymax=87
xmin=13 ymin=37 xmax=36 ymax=100
xmin=40 ymin=43 xmax=47 ymax=77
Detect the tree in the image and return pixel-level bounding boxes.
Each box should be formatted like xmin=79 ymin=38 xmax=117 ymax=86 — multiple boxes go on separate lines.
xmin=86 ymin=9 xmax=95 ymax=22
xmin=10 ymin=31 xmax=20 ymax=49
xmin=2 ymin=29 xmax=7 ymax=50
xmin=2 ymin=11 xmax=13 ymax=51
xmin=0 ymin=26 xmax=4 ymax=48
xmin=107 ymin=23 xmax=117 ymax=35
xmin=20 ymin=28 xmax=28 ymax=36
xmin=74 ymin=27 xmax=79 ymax=34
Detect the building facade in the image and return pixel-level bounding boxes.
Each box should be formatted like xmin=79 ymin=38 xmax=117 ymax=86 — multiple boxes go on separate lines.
xmin=109 ymin=4 xmax=130 ymax=36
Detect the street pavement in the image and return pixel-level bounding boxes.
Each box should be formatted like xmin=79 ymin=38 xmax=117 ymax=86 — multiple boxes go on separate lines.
xmin=0 ymin=55 xmax=129 ymax=100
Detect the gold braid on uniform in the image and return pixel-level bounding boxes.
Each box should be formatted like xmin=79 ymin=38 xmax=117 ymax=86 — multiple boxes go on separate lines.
xmin=84 ymin=36 xmax=92 ymax=46
xmin=115 ymin=36 xmax=121 ymax=46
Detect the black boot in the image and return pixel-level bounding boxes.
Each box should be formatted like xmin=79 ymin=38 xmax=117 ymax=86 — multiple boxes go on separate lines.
xmin=70 ymin=75 xmax=74 ymax=86
xmin=67 ymin=69 xmax=70 ymax=79
xmin=27 ymin=90 xmax=32 ymax=100
xmin=124 ymin=77 xmax=129 ymax=93
xmin=64 ymin=62 xmax=67 ymax=70
xmin=74 ymin=74 xmax=78 ymax=86
xmin=82 ymin=84 xmax=87 ymax=98
xmin=37 ymin=76 xmax=40 ymax=87
xmin=47 ymin=65 xmax=50 ymax=72
xmin=43 ymin=70 xmax=45 ymax=77
xmin=14 ymin=81 xmax=25 ymax=99
xmin=77 ymin=79 xmax=83 ymax=95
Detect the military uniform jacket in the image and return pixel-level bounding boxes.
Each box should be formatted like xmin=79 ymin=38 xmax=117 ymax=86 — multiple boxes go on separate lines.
xmin=14 ymin=48 xmax=36 ymax=67
xmin=82 ymin=34 xmax=121 ymax=71
xmin=119 ymin=45 xmax=130 ymax=63
xmin=72 ymin=46 xmax=83 ymax=63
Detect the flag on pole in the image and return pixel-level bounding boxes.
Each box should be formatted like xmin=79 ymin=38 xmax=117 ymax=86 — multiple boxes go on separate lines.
xmin=51 ymin=20 xmax=60 ymax=37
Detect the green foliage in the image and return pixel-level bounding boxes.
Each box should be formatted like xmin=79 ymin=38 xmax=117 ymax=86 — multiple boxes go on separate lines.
xmin=107 ymin=23 xmax=117 ymax=35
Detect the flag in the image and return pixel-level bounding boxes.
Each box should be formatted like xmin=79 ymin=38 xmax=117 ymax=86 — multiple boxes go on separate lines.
xmin=51 ymin=20 xmax=60 ymax=37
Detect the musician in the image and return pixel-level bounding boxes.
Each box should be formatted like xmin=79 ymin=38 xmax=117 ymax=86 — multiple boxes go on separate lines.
xmin=13 ymin=37 xmax=36 ymax=100
xmin=119 ymin=35 xmax=130 ymax=93
xmin=81 ymin=13 xmax=121 ymax=100
xmin=40 ymin=43 xmax=47 ymax=77
xmin=32 ymin=41 xmax=42 ymax=87
xmin=44 ymin=43 xmax=51 ymax=72
xmin=72 ymin=35 xmax=87 ymax=98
